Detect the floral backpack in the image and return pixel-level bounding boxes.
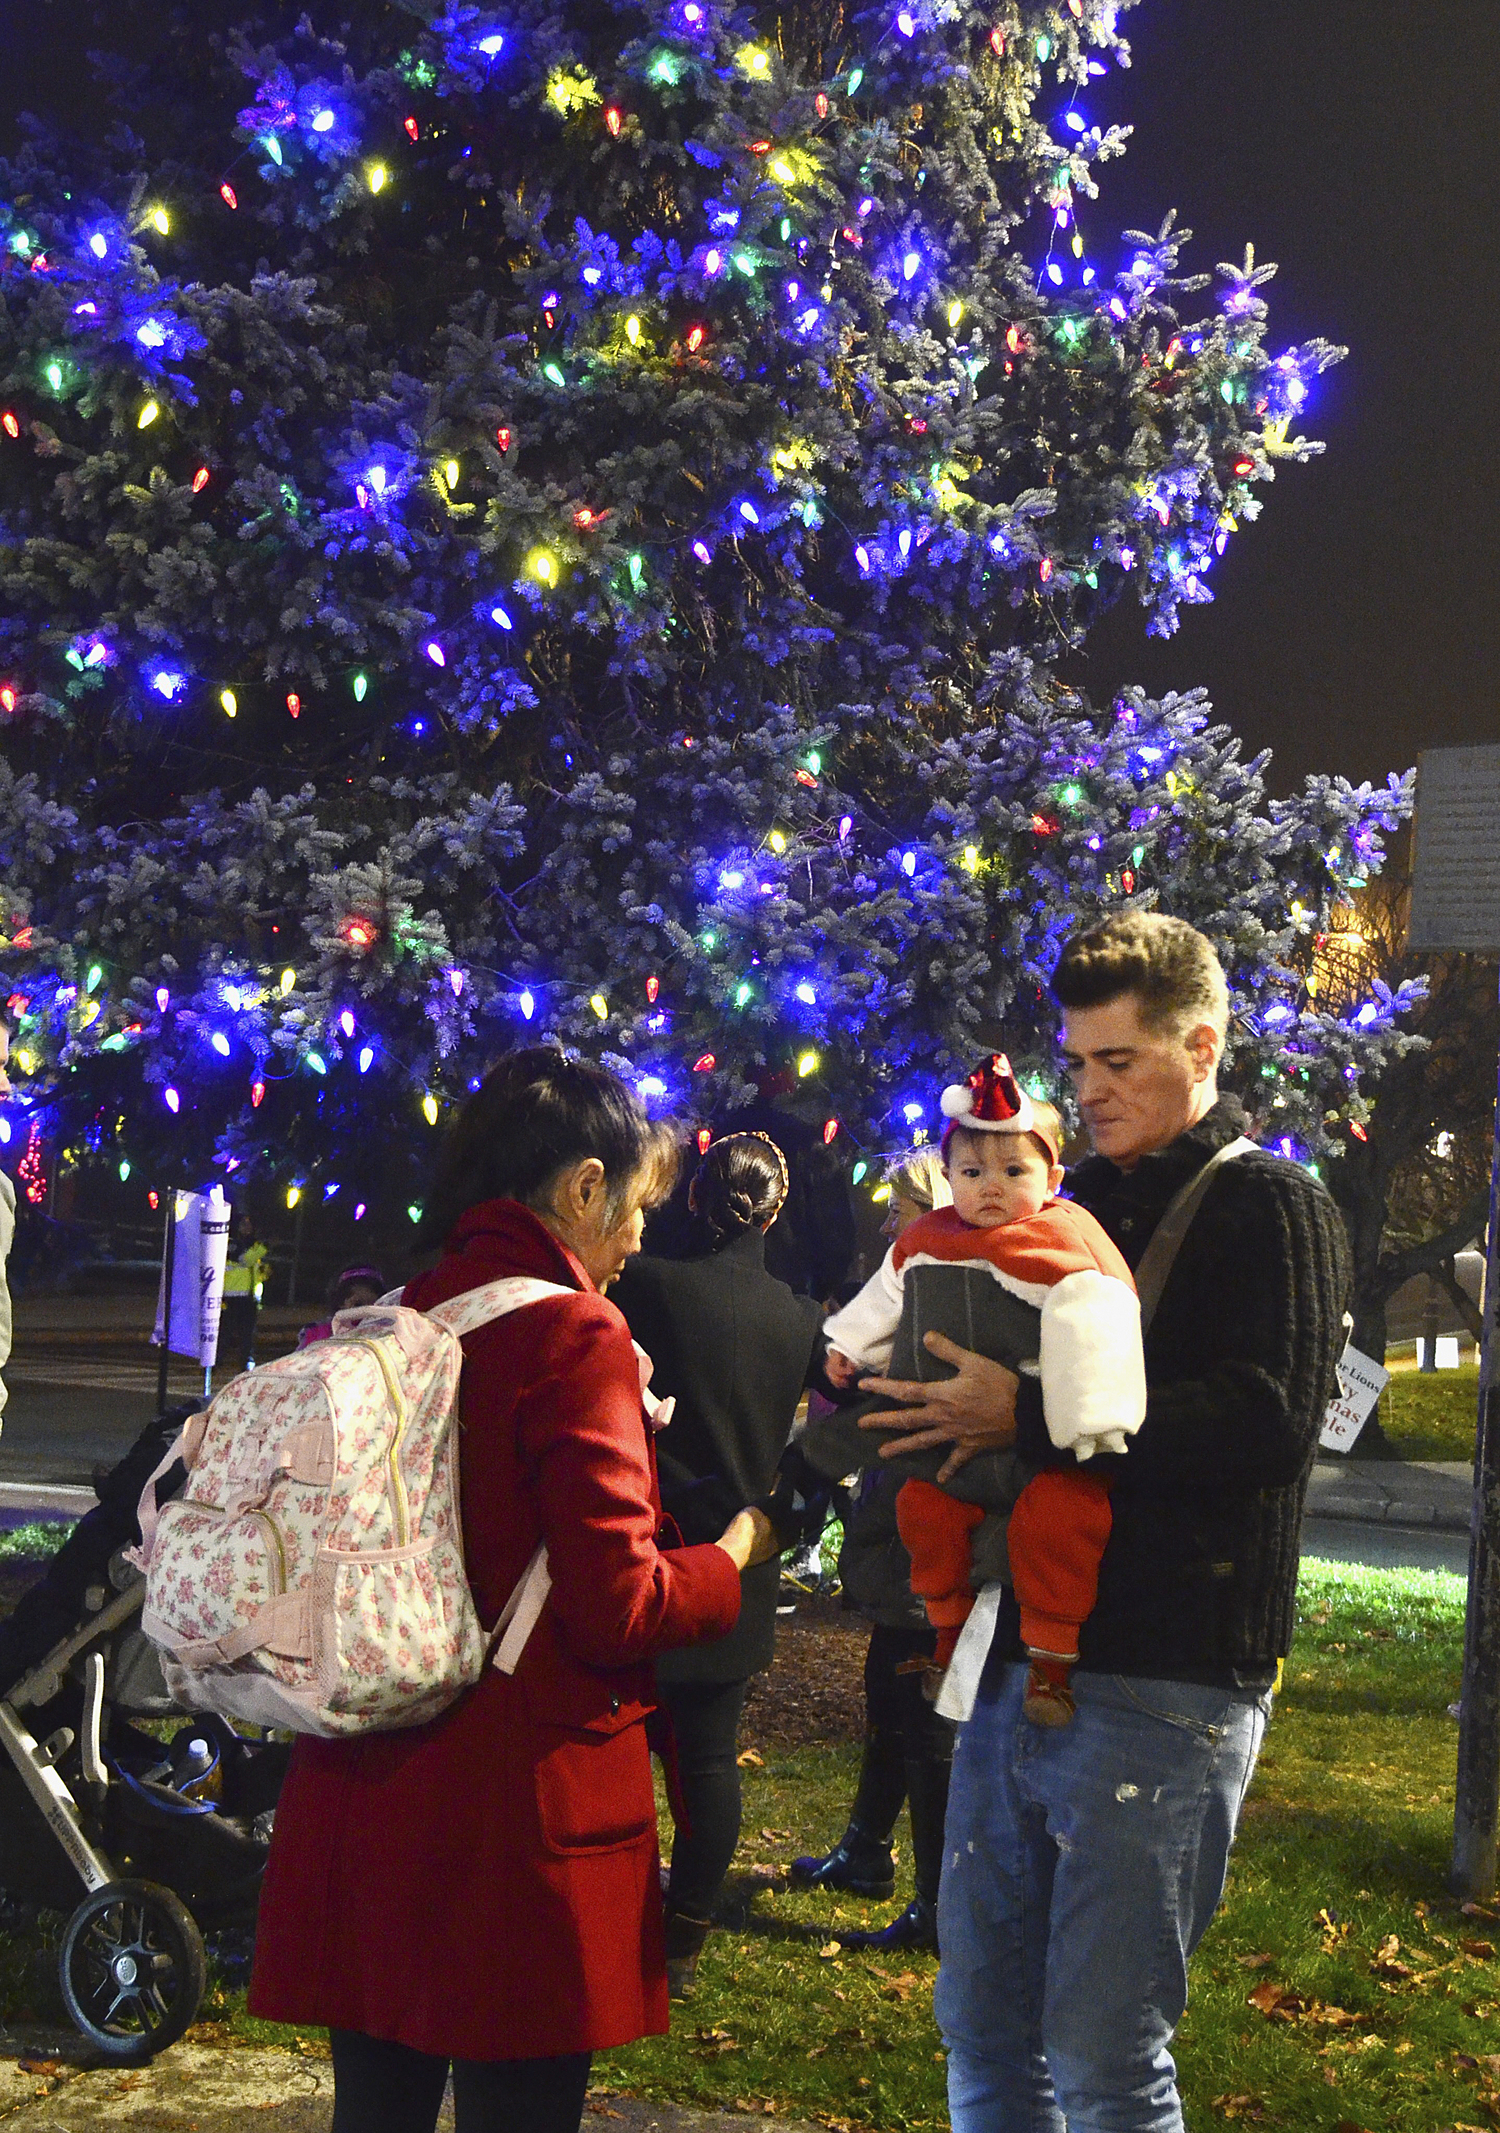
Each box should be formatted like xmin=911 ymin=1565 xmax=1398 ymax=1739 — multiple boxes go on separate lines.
xmin=135 ymin=1278 xmax=571 ymax=1736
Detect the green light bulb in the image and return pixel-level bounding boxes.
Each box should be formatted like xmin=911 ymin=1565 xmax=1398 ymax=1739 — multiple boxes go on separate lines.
xmin=353 ymin=672 xmax=368 ymax=701
xmin=847 ymin=68 xmax=864 ymax=93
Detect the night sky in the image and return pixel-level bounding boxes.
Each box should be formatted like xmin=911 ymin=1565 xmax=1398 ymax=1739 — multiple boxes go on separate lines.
xmin=3 ymin=0 xmax=1495 ymax=793
xmin=1063 ymin=0 xmax=1500 ymax=792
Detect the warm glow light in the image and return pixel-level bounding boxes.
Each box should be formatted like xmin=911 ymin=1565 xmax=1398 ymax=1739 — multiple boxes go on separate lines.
xmin=219 ymin=688 xmax=237 ymax=718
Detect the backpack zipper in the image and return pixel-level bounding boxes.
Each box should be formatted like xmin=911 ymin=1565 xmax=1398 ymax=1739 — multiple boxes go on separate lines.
xmin=358 ymin=1337 xmax=411 ymax=1547
xmin=252 ymin=1509 xmax=288 ymax=1595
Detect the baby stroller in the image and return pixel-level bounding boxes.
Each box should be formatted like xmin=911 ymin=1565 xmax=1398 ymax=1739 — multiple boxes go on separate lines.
xmin=0 ymin=1407 xmax=289 ymax=2064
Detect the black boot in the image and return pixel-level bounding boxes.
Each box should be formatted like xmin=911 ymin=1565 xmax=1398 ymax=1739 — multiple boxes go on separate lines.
xmin=663 ymin=1910 xmax=713 ymax=2001
xmin=838 ymin=1897 xmax=938 ymax=1953
xmin=789 ymin=1823 xmax=896 ymax=1899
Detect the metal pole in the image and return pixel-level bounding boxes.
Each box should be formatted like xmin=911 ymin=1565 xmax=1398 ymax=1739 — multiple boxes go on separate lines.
xmin=1451 ymin=967 xmax=1500 ymax=1899
xmin=155 ymin=1193 xmax=177 ymax=1418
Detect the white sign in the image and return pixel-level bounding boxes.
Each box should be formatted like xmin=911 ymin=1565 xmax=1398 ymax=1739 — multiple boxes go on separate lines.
xmin=1409 ymin=744 xmax=1500 ymax=953
xmin=1319 ymin=1342 xmax=1391 ymax=1455
xmin=152 ymin=1186 xmax=231 ymax=1368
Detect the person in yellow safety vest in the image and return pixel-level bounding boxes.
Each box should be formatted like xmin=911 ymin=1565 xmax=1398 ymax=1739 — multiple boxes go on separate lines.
xmin=221 ymin=1212 xmax=270 ymax=1373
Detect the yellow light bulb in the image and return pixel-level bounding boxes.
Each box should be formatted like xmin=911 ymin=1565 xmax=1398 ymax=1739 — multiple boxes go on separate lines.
xmin=286 ymin=1185 xmax=302 ymax=1209
xmin=961 ymin=845 xmax=980 ymax=873
xmin=871 ymin=1183 xmax=892 ymax=1203
xmin=280 ymin=967 xmax=296 ymax=995
xmin=528 ymin=548 xmax=558 ymax=586
xmin=948 ymin=299 xmax=964 ymax=328
xmin=422 ymin=1092 xmax=439 ymax=1125
xmin=769 ymin=829 xmax=787 ymax=854
xmin=219 ymin=688 xmax=237 ymax=718
xmin=367 ymin=162 xmax=388 ymax=193
xmin=625 ymin=315 xmax=642 ymax=345
xmin=590 ymin=993 xmax=608 ymax=1020
xmin=14 ymin=1049 xmax=35 ymax=1076
xmin=771 ymin=159 xmax=795 ymax=184
xmin=148 ymin=206 xmax=170 ymax=235
xmin=736 ymin=43 xmax=771 ymax=77
xmin=138 ymin=400 xmax=160 ymax=429
xmin=797 ymin=1050 xmax=819 ymax=1078
xmin=444 ymin=458 xmax=460 ymax=488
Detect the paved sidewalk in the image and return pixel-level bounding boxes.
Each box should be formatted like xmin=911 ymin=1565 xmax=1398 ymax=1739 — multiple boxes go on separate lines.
xmin=1307 ymin=1457 xmax=1471 ymax=1532
xmin=0 ymin=2035 xmax=817 ymax=2132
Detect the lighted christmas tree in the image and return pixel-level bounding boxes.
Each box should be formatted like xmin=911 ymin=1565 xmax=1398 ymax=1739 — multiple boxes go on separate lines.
xmin=0 ymin=0 xmax=1418 ymax=1224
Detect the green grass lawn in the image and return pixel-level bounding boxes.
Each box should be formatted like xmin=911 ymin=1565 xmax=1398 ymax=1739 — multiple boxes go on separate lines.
xmin=589 ymin=1558 xmax=1499 ymax=2131
xmin=1378 ymin=1363 xmax=1480 ymax=1462
xmin=3 ymin=1540 xmax=1497 ymax=2127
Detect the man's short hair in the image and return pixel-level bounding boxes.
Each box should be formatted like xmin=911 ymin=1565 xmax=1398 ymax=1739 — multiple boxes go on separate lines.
xmin=1052 ymin=913 xmax=1229 ymax=1042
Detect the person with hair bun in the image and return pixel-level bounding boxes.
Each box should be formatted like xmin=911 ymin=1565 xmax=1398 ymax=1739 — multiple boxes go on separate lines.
xmin=614 ymin=1131 xmax=825 ymax=1999
xmin=251 ymin=1048 xmax=773 ymax=2133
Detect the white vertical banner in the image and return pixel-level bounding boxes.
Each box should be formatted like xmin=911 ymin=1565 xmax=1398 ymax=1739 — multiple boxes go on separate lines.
xmin=153 ymin=1186 xmax=231 ymax=1367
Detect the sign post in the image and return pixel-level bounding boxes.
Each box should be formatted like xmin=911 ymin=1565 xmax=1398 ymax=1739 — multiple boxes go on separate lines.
xmin=1407 ymin=744 xmax=1500 ymax=1900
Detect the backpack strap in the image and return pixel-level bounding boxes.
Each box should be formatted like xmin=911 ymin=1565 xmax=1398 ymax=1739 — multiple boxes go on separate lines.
xmin=415 ymin=1276 xmax=577 ymax=1336
xmin=1131 ymin=1137 xmax=1258 ymax=1335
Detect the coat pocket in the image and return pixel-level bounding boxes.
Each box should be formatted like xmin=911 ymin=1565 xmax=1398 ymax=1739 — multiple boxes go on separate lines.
xmin=533 ymin=1722 xmax=656 ymax=1854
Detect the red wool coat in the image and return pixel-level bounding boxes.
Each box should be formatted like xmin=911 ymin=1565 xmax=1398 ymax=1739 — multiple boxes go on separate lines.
xmin=247 ymin=1200 xmax=742 ymax=2060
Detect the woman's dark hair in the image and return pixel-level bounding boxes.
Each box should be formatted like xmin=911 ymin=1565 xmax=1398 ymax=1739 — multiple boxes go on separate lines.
xmin=693 ymin=1132 xmax=789 ymax=1243
xmin=420 ymin=1047 xmax=677 ymax=1245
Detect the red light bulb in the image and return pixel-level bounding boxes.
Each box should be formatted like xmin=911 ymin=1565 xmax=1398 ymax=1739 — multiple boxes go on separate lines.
xmin=191 ymin=466 xmax=210 ymax=493
xmin=693 ymin=1053 xmax=716 ymax=1072
xmin=286 ymin=692 xmax=301 ymax=718
xmin=646 ymin=975 xmax=660 ymax=1002
xmin=405 ymin=116 xmax=420 ymax=141
xmin=697 ymin=1128 xmax=712 ymax=1154
xmin=219 ymin=182 xmax=238 ymax=210
xmin=1 ymin=413 xmax=18 ymax=440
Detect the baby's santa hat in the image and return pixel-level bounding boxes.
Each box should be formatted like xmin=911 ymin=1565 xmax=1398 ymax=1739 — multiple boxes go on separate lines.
xmin=940 ymin=1054 xmax=1059 ymax=1163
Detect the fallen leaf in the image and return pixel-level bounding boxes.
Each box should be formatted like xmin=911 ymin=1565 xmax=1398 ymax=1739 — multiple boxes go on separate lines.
xmin=1235 ymin=1952 xmax=1275 ymax=1969
xmin=819 ymin=1940 xmax=843 ymax=1959
xmin=1210 ymin=2094 xmax=1267 ymax=2122
xmin=585 ymin=2106 xmax=624 ymax=2119
xmin=1248 ymin=1981 xmax=1305 ymax=2020
xmin=737 ymin=1748 xmax=765 ymax=1768
xmin=1463 ymin=1902 xmax=1500 ymax=1922
xmin=1461 ymin=1938 xmax=1497 ymax=1958
xmin=1371 ymin=1934 xmax=1413 ymax=1980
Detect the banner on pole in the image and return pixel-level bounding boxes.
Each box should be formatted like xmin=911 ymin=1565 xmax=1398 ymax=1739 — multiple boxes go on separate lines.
xmin=152 ymin=1186 xmax=231 ymax=1367
xmin=1318 ymin=1342 xmax=1391 ymax=1455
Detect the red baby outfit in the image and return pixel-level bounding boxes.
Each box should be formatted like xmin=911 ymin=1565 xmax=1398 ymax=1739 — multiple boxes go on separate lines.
xmin=824 ymin=1197 xmax=1145 ymax=1716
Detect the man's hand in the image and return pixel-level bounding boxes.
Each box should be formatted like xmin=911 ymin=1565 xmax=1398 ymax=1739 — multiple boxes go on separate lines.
xmin=857 ymin=1331 xmax=1020 ymax=1482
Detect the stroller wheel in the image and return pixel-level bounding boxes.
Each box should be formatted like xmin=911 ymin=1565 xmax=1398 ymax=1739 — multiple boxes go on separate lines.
xmin=59 ymin=1879 xmax=207 ymax=2064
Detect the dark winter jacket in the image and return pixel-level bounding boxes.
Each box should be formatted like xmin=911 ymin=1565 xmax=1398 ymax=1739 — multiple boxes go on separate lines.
xmin=997 ymin=1096 xmax=1351 ymax=1688
xmin=614 ymin=1229 xmax=825 ymax=1682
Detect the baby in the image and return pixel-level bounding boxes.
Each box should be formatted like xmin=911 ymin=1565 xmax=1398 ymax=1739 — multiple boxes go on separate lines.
xmin=822 ymin=1055 xmax=1146 ymax=1724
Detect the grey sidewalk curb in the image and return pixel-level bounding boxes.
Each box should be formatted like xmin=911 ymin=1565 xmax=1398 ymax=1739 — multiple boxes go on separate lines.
xmin=1306 ymin=1458 xmax=1471 ymax=1535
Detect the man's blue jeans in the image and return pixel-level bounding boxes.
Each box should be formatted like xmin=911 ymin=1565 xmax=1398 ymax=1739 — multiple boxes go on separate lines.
xmin=934 ymin=1660 xmax=1270 ymax=2133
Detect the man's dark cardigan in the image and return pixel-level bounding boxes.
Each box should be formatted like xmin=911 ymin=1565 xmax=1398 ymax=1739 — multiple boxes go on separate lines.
xmin=998 ymin=1096 xmax=1352 ymax=1689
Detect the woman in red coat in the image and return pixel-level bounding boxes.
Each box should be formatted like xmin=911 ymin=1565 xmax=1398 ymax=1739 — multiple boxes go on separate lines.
xmin=249 ymin=1050 xmax=771 ymax=2133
